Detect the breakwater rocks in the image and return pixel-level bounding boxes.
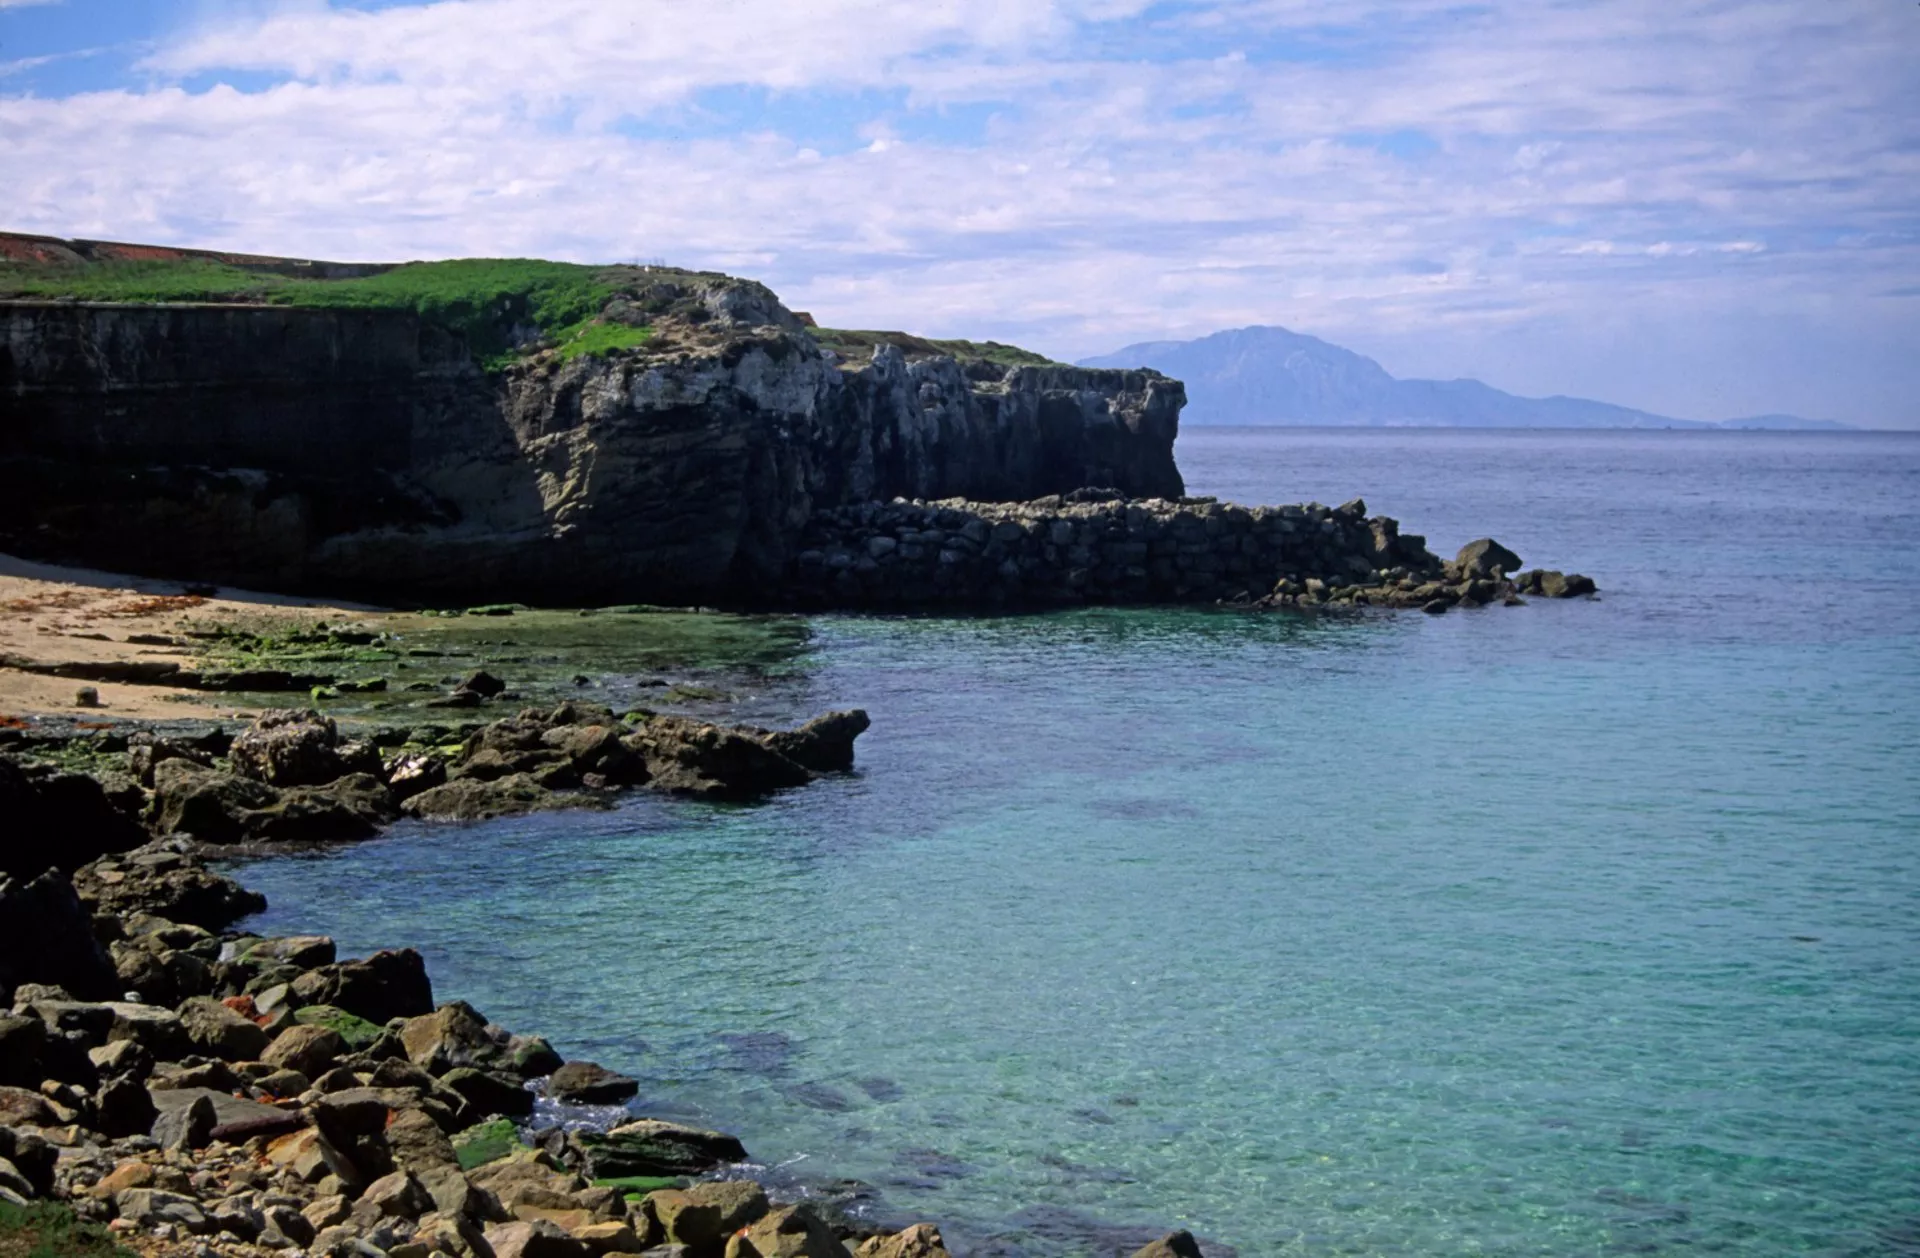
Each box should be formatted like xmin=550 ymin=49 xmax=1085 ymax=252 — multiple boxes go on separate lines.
xmin=0 ymin=828 xmax=1216 ymax=1258
xmin=3 ymin=704 xmax=869 ymax=879
xmin=779 ymin=492 xmax=1595 ymax=612
xmin=2 ymin=279 xmax=1182 ymax=607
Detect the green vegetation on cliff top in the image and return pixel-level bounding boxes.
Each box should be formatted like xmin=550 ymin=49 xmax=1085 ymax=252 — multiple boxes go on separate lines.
xmin=0 ymin=256 xmax=646 ymax=370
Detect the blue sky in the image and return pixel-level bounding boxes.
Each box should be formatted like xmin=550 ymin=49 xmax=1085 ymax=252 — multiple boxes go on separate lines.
xmin=3 ymin=0 xmax=1916 ymax=426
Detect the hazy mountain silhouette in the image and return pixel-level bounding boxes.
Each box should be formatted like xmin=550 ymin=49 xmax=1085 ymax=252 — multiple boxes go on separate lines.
xmin=1078 ymin=327 xmax=1849 ymax=430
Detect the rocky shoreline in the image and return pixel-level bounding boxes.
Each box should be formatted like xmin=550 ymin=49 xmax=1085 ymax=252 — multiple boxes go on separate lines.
xmin=1 ymin=705 xmax=1217 ymax=1258
xmin=779 ymin=492 xmax=1594 ymax=613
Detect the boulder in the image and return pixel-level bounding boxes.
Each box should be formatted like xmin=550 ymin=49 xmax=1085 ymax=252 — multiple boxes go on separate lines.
xmin=854 ymin=1225 xmax=950 ymax=1258
xmin=385 ymin=1105 xmax=461 ymax=1175
xmin=92 ymin=1074 xmax=159 ymax=1137
xmin=0 ymin=869 xmax=119 ymax=1001
xmin=724 ymin=1204 xmax=850 ymax=1258
xmin=402 ymin=773 xmax=592 ymax=823
xmin=441 ymin=1067 xmax=536 ymax=1118
xmin=0 ymin=1126 xmax=54 ymax=1198
xmin=1129 ymin=1232 xmax=1204 ymax=1258
xmin=150 ymin=1091 xmax=217 ymax=1149
xmin=246 ymin=772 xmax=399 ymax=842
xmin=548 ymin=1060 xmax=639 ymax=1105
xmin=115 ymin=1187 xmax=213 ymax=1234
xmin=145 ymin=760 xmax=279 ymax=842
xmin=0 ymin=1088 xmax=56 ymax=1128
xmin=0 ymin=757 xmax=146 ymax=878
xmin=630 ymin=718 xmax=811 ymax=801
xmin=487 ymin=1218 xmax=590 ymax=1258
xmin=1451 ymin=538 xmax=1522 ymax=579
xmin=292 ymin=1004 xmax=387 ymax=1051
xmin=386 ymin=752 xmax=450 ymax=801
xmin=151 ymin=1085 xmax=304 ymax=1142
xmin=262 ymin=1022 xmax=348 ymax=1076
xmin=177 ymin=995 xmax=270 ymax=1060
xmin=289 ymin=948 xmax=434 ymax=1024
xmin=757 ymin=710 xmax=870 ymax=773
xmin=242 ymin=934 xmax=337 ymax=967
xmin=359 ymin=1169 xmax=434 ymax=1219
xmin=74 ymin=850 xmax=266 ymax=932
xmin=0 ymin=1015 xmax=47 ymax=1086
xmin=457 ymin=671 xmax=508 ymax=700
xmin=648 ymin=1182 xmax=768 ymax=1256
xmin=401 ymin=1001 xmax=508 ymax=1075
xmin=580 ymin=1120 xmax=746 ymax=1180
xmin=229 ymin=708 xmax=349 ymax=787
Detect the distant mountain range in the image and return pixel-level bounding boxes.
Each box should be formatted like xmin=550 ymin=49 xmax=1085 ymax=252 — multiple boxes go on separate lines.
xmin=1077 ymin=326 xmax=1850 ymax=430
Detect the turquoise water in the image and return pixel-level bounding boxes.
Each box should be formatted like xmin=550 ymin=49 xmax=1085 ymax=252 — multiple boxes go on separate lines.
xmin=232 ymin=430 xmax=1920 ymax=1256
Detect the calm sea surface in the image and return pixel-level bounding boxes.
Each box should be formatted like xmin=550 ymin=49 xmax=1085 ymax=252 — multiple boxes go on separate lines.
xmin=232 ymin=429 xmax=1920 ymax=1256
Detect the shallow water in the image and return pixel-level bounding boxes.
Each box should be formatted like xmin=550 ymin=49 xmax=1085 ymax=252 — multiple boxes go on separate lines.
xmin=232 ymin=429 xmax=1920 ymax=1256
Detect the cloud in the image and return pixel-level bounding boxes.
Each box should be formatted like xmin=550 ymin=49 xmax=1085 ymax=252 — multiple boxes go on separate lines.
xmin=2 ymin=0 xmax=1916 ymax=425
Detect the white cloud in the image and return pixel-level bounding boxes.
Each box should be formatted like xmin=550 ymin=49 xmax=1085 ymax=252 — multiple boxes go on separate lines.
xmin=2 ymin=0 xmax=1916 ymax=424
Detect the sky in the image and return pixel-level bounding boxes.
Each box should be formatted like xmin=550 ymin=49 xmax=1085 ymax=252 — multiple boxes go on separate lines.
xmin=1 ymin=0 xmax=1915 ymax=427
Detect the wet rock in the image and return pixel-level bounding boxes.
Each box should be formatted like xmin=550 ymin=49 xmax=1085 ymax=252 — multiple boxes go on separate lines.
xmin=150 ymin=1091 xmax=216 ymax=1150
xmin=386 ymin=752 xmax=450 ymax=801
xmin=401 ymin=774 xmax=604 ymax=823
xmin=1130 ymin=1233 xmax=1205 ymax=1258
xmin=757 ymin=710 xmax=870 ymax=773
xmin=509 ymin=1034 xmax=564 ymax=1078
xmin=580 ymin=1120 xmax=747 ymax=1180
xmin=1451 ymin=538 xmax=1522 ymax=579
xmin=440 ymin=1067 xmax=536 ymax=1119
xmin=177 ymin=995 xmax=269 ymax=1060
xmin=0 ymin=869 xmax=119 ymax=1001
xmin=548 ymin=1061 xmax=639 ymax=1105
xmin=289 ymin=949 xmax=434 ymax=1024
xmin=74 ymin=849 xmax=265 ymax=932
xmin=1519 ymin=569 xmax=1598 ymax=598
xmin=229 ymin=708 xmax=351 ymax=787
xmin=630 ymin=718 xmax=812 ymax=801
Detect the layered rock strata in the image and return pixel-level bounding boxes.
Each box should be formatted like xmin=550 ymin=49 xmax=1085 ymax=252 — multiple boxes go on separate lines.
xmin=0 ymin=288 xmax=1183 ymax=607
xmin=780 ymin=493 xmax=1594 ymax=612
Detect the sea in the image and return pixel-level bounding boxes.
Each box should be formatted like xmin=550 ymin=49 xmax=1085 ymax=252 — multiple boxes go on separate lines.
xmin=231 ymin=428 xmax=1920 ymax=1257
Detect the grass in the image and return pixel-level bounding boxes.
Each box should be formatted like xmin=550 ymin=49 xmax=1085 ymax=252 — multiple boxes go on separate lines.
xmin=0 ymin=1201 xmax=131 ymax=1258
xmin=811 ymin=327 xmax=1058 ymax=368
xmin=0 ymin=257 xmax=646 ymax=371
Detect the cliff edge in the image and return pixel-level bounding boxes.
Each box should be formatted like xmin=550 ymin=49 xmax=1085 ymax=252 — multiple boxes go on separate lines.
xmin=0 ymin=238 xmax=1184 ymax=605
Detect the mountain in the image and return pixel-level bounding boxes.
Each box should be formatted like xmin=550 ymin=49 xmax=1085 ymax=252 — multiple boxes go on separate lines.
xmin=1077 ymin=327 xmax=1848 ymax=430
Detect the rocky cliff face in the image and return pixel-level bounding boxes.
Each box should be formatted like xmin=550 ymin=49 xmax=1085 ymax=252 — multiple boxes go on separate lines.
xmin=0 ymin=285 xmax=1183 ymax=605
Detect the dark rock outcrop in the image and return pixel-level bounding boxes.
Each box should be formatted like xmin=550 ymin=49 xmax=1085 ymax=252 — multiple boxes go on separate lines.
xmin=1 ymin=279 xmax=1183 ymax=607
xmin=0 ymin=869 xmax=119 ymax=1002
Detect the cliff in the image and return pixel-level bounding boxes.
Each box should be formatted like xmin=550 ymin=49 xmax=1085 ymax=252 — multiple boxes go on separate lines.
xmin=0 ymin=255 xmax=1183 ymax=605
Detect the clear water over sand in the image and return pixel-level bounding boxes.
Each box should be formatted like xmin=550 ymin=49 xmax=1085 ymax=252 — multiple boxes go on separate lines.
xmin=234 ymin=429 xmax=1920 ymax=1256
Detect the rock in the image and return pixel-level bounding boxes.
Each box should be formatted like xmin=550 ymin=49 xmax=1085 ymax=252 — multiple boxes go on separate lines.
xmin=292 ymin=1004 xmax=388 ymax=1051
xmin=509 ymin=1034 xmax=565 ymax=1077
xmin=630 ymin=718 xmax=812 ymax=801
xmin=648 ymin=1182 xmax=768 ymax=1256
xmin=302 ymin=1192 xmax=353 ymax=1231
xmin=249 ymin=772 xmax=400 ymax=843
xmin=440 ymin=1067 xmax=536 ymax=1118
xmin=73 ymin=850 xmax=266 ymax=932
xmin=1521 ymin=569 xmax=1597 ymax=598
xmin=1421 ymin=598 xmax=1451 ymax=614
xmin=452 ymin=1117 xmax=529 ymax=1170
xmin=402 ymin=773 xmax=599 ymax=823
xmin=386 ymin=753 xmax=450 ymax=801
xmin=92 ymin=1074 xmax=158 ymax=1137
xmin=1452 ymin=538 xmax=1522 ymax=579
xmin=385 ymin=1105 xmax=461 ymax=1174
xmin=401 ymin=1001 xmax=508 ymax=1075
xmin=0 ymin=1155 xmax=32 ymax=1203
xmin=115 ymin=1186 xmax=212 ymax=1234
xmin=0 ymin=1015 xmax=46 ymax=1086
xmin=547 ymin=1061 xmax=639 ymax=1105
xmin=229 ymin=708 xmax=349 ymax=787
xmin=458 ymin=671 xmax=509 ymax=699
xmin=177 ymin=995 xmax=270 ymax=1060
xmin=240 ymin=930 xmax=336 ymax=966
xmin=361 ymin=1168 xmax=434 ymax=1218
xmin=0 ymin=1087 xmax=56 ymax=1127
xmin=263 ymin=1022 xmax=348 ymax=1076
xmin=290 ymin=949 xmax=434 ymax=1024
xmin=1130 ymin=1232 xmax=1204 ymax=1258
xmin=580 ymin=1120 xmax=746 ymax=1180
xmin=150 ymin=1091 xmax=216 ymax=1149
xmin=151 ymin=1084 xmax=304 ymax=1142
xmin=854 ymin=1225 xmax=950 ymax=1258
xmin=724 ymin=1204 xmax=850 ymax=1258
xmin=268 ymin=1126 xmax=362 ymax=1189
xmin=757 ymin=710 xmax=871 ymax=773
xmin=487 ymin=1218 xmax=591 ymax=1258
xmin=101 ymin=1001 xmax=188 ymax=1056
xmin=0 ymin=1127 xmax=54 ymax=1197
xmin=145 ymin=760 xmax=279 ymax=842
xmin=0 ymin=869 xmax=120 ymax=1001
xmin=0 ymin=757 xmax=147 ymax=878
xmin=577 ymin=1220 xmax=647 ymax=1254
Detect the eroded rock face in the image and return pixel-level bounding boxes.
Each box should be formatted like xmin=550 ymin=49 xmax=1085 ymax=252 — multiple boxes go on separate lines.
xmin=1 ymin=284 xmax=1184 ymax=606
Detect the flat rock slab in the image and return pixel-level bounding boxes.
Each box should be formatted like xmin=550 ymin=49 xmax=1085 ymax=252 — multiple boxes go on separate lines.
xmin=148 ymin=1086 xmax=304 ymax=1140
